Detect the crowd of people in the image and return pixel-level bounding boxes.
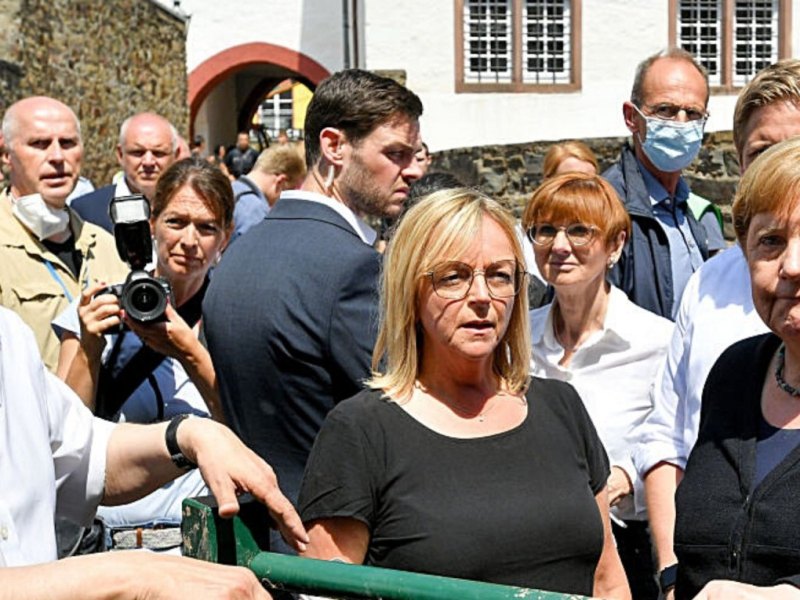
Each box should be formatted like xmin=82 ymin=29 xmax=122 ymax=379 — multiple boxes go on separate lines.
xmin=3 ymin=45 xmax=800 ymax=600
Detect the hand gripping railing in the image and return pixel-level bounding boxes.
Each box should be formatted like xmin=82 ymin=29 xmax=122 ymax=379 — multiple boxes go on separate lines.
xmin=181 ymin=496 xmax=588 ymax=600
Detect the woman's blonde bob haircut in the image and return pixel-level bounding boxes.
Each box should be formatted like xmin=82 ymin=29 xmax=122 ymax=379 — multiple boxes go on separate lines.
xmin=366 ymin=188 xmax=531 ymax=401
xmin=733 ymin=136 xmax=800 ymax=249
xmin=522 ymin=172 xmax=631 ymax=247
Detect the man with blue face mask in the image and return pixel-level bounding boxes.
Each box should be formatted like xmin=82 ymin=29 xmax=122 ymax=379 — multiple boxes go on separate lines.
xmin=603 ymin=48 xmax=723 ymax=322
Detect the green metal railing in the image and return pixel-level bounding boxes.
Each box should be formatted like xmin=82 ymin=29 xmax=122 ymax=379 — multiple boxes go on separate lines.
xmin=182 ymin=496 xmax=587 ymax=599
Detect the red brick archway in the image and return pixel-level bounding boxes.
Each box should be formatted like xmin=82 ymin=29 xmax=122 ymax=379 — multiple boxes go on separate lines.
xmin=188 ymin=42 xmax=330 ymax=128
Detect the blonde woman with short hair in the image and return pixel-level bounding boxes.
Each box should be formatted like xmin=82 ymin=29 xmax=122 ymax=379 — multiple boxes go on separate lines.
xmin=298 ymin=188 xmax=630 ymax=598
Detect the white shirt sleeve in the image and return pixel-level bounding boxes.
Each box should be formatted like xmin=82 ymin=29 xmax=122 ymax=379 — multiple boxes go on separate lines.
xmin=633 ymin=286 xmax=693 ymax=489
xmin=45 ymin=363 xmax=114 ymax=526
xmin=51 ymin=296 xmax=81 ymax=341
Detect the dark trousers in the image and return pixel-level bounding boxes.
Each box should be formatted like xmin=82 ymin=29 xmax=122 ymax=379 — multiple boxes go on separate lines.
xmin=612 ymin=520 xmax=658 ymax=600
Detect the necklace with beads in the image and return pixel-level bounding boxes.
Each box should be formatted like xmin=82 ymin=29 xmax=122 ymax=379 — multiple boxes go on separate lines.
xmin=775 ymin=344 xmax=800 ymax=397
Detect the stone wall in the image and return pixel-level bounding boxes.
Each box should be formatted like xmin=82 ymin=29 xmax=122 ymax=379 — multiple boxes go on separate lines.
xmin=431 ymin=131 xmax=740 ymax=239
xmin=0 ymin=0 xmax=188 ymax=186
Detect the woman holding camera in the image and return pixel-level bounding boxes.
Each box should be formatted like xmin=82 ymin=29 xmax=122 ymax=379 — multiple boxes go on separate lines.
xmin=53 ymin=158 xmax=233 ymax=551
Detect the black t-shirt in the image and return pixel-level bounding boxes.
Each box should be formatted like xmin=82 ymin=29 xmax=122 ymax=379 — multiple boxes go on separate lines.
xmin=299 ymin=378 xmax=610 ymax=595
xmin=42 ymin=235 xmax=82 ymax=279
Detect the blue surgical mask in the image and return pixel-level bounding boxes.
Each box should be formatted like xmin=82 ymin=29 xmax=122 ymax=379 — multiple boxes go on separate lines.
xmin=633 ymin=105 xmax=705 ymax=172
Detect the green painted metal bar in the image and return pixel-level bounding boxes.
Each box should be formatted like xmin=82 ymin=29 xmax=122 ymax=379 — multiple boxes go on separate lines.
xmin=250 ymin=551 xmax=584 ymax=600
xmin=182 ymin=496 xmax=587 ymax=600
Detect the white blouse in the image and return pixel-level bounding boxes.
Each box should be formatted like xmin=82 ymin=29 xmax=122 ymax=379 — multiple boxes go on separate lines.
xmin=530 ymin=286 xmax=673 ymax=521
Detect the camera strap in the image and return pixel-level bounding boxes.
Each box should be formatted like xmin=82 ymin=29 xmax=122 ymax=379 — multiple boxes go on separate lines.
xmin=95 ymin=278 xmax=209 ymax=420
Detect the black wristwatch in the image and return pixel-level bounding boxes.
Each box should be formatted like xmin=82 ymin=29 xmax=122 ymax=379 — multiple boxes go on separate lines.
xmin=658 ymin=563 xmax=678 ymax=595
xmin=165 ymin=414 xmax=197 ymax=470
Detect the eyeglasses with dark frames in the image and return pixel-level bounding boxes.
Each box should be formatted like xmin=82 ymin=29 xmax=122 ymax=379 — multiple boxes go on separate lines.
xmin=527 ymin=223 xmax=597 ymax=247
xmin=425 ymin=259 xmax=524 ymax=300
xmin=640 ymin=102 xmax=709 ymax=123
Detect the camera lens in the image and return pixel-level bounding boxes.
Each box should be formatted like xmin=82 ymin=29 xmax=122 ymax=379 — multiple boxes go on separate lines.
xmin=132 ymin=286 xmax=159 ymax=312
xmin=123 ymin=278 xmax=168 ymax=322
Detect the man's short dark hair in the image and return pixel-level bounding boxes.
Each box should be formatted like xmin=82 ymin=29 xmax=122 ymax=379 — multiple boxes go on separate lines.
xmin=408 ymin=172 xmax=465 ymax=205
xmin=304 ymin=69 xmax=424 ymax=168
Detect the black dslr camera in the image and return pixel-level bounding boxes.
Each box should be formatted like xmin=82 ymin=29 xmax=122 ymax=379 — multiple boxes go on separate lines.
xmin=103 ymin=195 xmax=172 ymax=323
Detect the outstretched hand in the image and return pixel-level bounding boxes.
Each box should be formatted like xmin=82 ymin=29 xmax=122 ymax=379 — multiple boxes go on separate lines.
xmin=179 ymin=417 xmax=309 ymax=552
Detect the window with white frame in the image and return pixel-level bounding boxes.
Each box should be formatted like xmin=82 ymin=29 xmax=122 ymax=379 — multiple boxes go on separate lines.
xmin=457 ymin=0 xmax=580 ymax=92
xmin=522 ymin=0 xmax=572 ymax=84
xmin=260 ymin=91 xmax=293 ymax=139
xmin=672 ymin=0 xmax=788 ymax=91
xmin=732 ymin=1 xmax=779 ymax=86
xmin=463 ymin=0 xmax=513 ymax=84
xmin=677 ymin=0 xmax=723 ymax=86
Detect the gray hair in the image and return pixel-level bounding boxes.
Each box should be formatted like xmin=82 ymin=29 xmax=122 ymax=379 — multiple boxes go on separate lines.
xmin=630 ymin=47 xmax=709 ymax=107
xmin=118 ymin=113 xmax=178 ymax=152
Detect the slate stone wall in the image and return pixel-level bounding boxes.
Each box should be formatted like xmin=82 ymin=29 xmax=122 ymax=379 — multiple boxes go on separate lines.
xmin=431 ymin=131 xmax=739 ymax=239
xmin=0 ymin=0 xmax=187 ymax=186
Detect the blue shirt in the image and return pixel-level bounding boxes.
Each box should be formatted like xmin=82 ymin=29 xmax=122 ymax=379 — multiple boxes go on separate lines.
xmin=637 ymin=161 xmax=704 ymax=319
xmin=231 ymin=176 xmax=269 ymax=244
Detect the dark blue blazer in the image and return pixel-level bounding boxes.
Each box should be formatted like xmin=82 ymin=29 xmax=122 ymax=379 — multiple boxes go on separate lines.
xmin=202 ymin=197 xmax=381 ymax=505
xmin=70 ymin=184 xmax=116 ymax=233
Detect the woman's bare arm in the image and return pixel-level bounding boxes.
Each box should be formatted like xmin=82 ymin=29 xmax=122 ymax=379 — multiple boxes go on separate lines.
xmin=594 ymin=486 xmax=632 ymax=600
xmin=301 ymin=517 xmax=370 ymax=564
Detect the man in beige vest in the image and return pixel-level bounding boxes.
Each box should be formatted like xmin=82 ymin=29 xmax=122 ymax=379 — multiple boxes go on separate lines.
xmin=0 ymin=96 xmax=127 ymax=371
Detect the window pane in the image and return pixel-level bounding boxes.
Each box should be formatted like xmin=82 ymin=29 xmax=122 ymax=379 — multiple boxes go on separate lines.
xmin=260 ymin=91 xmax=294 ymax=136
xmin=733 ymin=0 xmax=778 ymax=86
xmin=522 ymin=0 xmax=572 ymax=84
xmin=676 ymin=0 xmax=722 ymax=85
xmin=463 ymin=0 xmax=513 ymax=83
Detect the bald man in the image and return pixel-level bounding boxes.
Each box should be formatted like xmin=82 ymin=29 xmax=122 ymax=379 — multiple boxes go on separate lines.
xmin=71 ymin=112 xmax=179 ymax=232
xmin=0 ymin=96 xmax=127 ymax=371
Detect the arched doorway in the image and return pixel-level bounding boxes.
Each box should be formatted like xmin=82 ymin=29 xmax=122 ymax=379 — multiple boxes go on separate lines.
xmin=188 ymin=42 xmax=330 ymax=149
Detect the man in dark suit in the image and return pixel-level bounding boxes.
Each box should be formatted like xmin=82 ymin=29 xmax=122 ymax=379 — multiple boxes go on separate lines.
xmin=203 ymin=70 xmax=424 ymax=545
xmin=70 ymin=112 xmax=179 ymax=232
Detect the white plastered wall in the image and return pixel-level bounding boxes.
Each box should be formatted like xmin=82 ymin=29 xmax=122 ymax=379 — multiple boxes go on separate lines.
xmin=363 ymin=0 xmax=749 ymax=151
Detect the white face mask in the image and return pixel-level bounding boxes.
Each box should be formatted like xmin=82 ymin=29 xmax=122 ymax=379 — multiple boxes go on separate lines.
xmin=11 ymin=193 xmax=70 ymax=240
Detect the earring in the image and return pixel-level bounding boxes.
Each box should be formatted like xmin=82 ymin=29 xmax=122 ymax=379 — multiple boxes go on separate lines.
xmin=324 ymin=164 xmax=335 ymax=191
xmin=607 ymin=257 xmax=617 ymax=269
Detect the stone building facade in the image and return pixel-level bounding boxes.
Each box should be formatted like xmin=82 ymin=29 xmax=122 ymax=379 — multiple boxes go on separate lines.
xmin=432 ymin=132 xmax=739 ymax=239
xmin=0 ymin=0 xmax=188 ymax=187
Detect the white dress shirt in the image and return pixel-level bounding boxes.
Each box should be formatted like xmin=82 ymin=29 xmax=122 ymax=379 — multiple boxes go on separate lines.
xmin=531 ymin=286 xmax=673 ymax=521
xmin=0 ymin=307 xmax=113 ymax=566
xmin=279 ymin=189 xmax=377 ymax=246
xmin=633 ymin=246 xmax=767 ymax=496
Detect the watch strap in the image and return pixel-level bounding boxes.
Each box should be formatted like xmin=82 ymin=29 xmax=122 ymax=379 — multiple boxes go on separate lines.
xmin=165 ymin=414 xmax=197 ymax=470
xmin=658 ymin=563 xmax=678 ymax=594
